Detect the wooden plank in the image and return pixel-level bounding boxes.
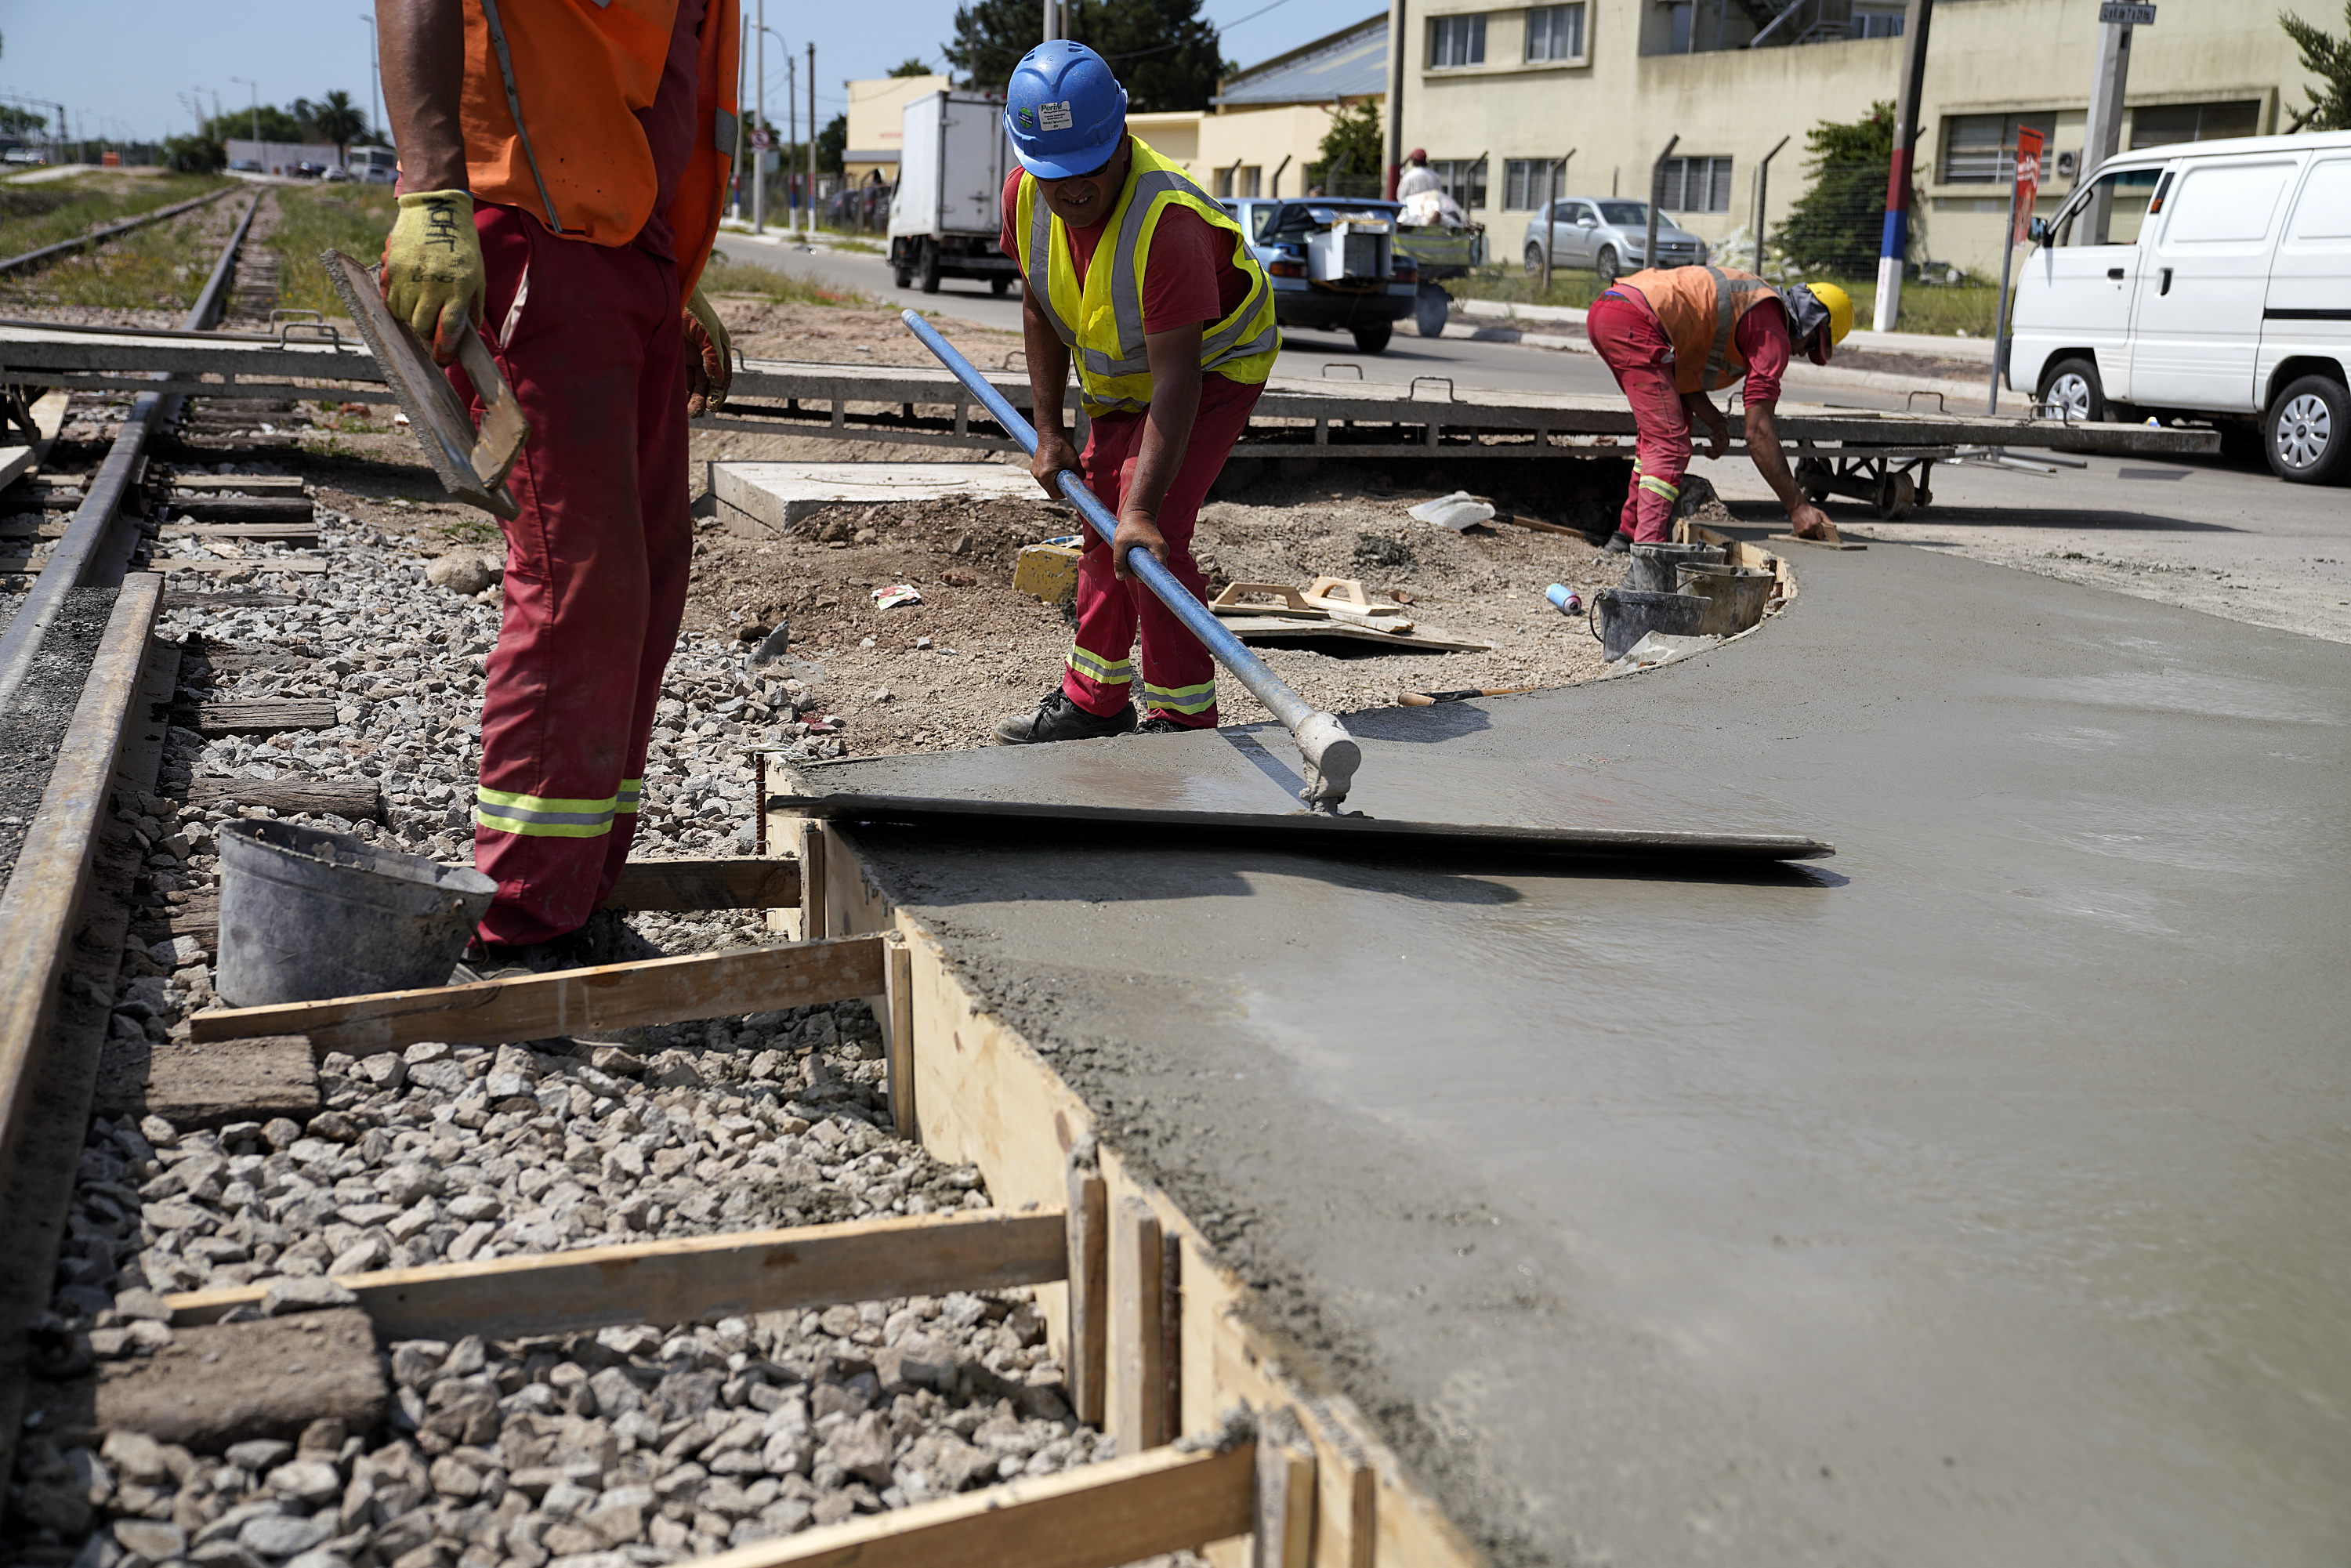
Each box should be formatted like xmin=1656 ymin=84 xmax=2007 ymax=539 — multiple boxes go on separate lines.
xmin=153 ymin=555 xmax=328 ymax=574
xmin=885 ymin=935 xmax=915 ymax=1138
xmin=168 ymin=473 xmax=310 ymax=494
xmin=187 ymin=934 xmax=887 ymax=1052
xmin=607 ymin=855 xmax=799 ymax=912
xmin=159 ymin=495 xmax=316 ymax=524
xmin=190 ymin=699 xmax=339 ymax=736
xmin=1163 ymin=1231 xmax=1185 ymax=1441
xmin=165 ymin=1208 xmax=1067 ymax=1342
xmin=92 ymin=1034 xmax=317 ymax=1127
xmin=1252 ymin=1409 xmax=1318 ymax=1568
xmin=693 ymin=1440 xmax=1256 ymax=1568
xmin=187 ymin=776 xmax=382 ymax=820
xmin=1113 ymin=1196 xmax=1168 ymax=1456
xmin=0 ymin=390 xmax=70 ymax=492
xmin=1065 ymin=1165 xmax=1108 ymax=1427
xmin=1502 ymin=512 xmax=1588 ymax=537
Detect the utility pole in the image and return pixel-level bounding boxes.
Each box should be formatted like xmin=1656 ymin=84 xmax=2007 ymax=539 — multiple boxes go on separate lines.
xmin=1870 ymin=0 xmax=1934 ymax=334
xmin=1043 ymin=0 xmax=1060 ymax=42
xmin=1384 ymin=0 xmax=1407 ymax=198
xmin=752 ymin=0 xmax=766 ymax=234
xmin=358 ymin=13 xmax=381 ymax=139
xmin=2079 ymin=6 xmax=2138 ymax=242
xmin=732 ymin=16 xmax=748 ymax=219
xmin=806 ymin=42 xmax=817 ymax=237
xmin=1751 ymin=133 xmax=1788 ymax=275
xmin=785 ymin=50 xmax=796 ymax=231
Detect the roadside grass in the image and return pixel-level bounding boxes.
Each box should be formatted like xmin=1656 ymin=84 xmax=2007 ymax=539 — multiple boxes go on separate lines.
xmin=0 ymin=171 xmax=233 ymax=259
xmin=700 ymin=254 xmax=871 ymax=307
xmin=270 ymin=183 xmax=399 ymax=318
xmin=1444 ymin=263 xmax=2003 ymax=337
xmin=1444 ymin=266 xmax=1610 ymax=311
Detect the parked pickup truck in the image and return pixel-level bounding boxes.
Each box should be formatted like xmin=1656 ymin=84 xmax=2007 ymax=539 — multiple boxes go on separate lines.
xmin=1223 ymin=197 xmax=1463 ymax=353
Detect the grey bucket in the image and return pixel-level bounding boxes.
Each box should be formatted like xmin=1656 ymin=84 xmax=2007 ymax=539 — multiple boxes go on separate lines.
xmin=1626 ymin=541 xmax=1725 ymax=593
xmin=1592 ymin=588 xmax=1710 ymax=661
xmin=215 ymin=820 xmax=497 ymax=1007
xmin=1675 ymin=561 xmax=1777 ymax=636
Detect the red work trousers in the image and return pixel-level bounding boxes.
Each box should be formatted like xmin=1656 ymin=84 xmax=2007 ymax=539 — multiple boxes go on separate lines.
xmin=1586 ymin=292 xmax=1689 ymax=545
xmin=1061 ymin=373 xmax=1261 ymax=727
xmin=455 ymin=207 xmax=690 ymax=945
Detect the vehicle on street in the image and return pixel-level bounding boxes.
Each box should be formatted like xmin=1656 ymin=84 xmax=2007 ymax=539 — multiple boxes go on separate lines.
xmin=2010 ymin=129 xmax=2351 ymax=484
xmin=1222 ymin=196 xmax=1421 ymax=353
xmin=349 ymin=147 xmax=398 ymax=186
xmin=1520 ymin=198 xmax=1707 ymax=285
xmin=228 ymin=158 xmax=263 ymax=173
xmin=292 ymin=161 xmax=329 ymax=179
xmin=886 ymin=90 xmax=1017 ymax=296
xmin=2 ymin=149 xmax=46 ymax=167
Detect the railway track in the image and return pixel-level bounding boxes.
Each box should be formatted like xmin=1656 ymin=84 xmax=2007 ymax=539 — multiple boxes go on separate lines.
xmin=0 ymin=201 xmax=1456 ymax=1568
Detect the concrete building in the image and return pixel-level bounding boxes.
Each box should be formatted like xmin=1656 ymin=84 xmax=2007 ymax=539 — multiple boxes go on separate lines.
xmin=1197 ymin=14 xmax=1389 ymax=198
xmin=1388 ymin=0 xmax=2322 ymax=276
xmin=842 ymin=73 xmax=951 ymax=188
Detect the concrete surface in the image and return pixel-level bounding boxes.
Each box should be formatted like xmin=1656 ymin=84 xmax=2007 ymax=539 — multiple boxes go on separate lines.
xmin=710 ymin=462 xmax=1038 ymax=534
xmin=799 ymin=534 xmax=2351 ymax=1566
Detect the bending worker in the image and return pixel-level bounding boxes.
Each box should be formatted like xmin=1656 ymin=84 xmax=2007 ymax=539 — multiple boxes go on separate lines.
xmin=1586 ymin=266 xmax=1851 ymax=548
xmin=375 ymin=0 xmax=737 ymax=967
xmin=991 ymin=41 xmax=1280 ymax=744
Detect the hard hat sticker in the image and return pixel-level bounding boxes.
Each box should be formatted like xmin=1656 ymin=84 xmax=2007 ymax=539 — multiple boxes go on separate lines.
xmin=1038 ymin=100 xmax=1075 ymax=132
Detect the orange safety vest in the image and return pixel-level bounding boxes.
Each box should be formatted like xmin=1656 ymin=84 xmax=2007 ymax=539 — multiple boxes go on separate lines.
xmin=1617 ymin=266 xmax=1782 ymax=395
xmin=459 ymin=0 xmax=740 ymax=293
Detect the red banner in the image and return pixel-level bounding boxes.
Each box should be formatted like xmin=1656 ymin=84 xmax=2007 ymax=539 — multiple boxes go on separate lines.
xmin=2012 ymin=127 xmax=2045 ymax=245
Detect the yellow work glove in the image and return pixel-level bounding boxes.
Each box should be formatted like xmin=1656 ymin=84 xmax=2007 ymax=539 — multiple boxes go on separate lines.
xmin=381 ymin=190 xmax=484 ymax=366
xmin=683 ymin=286 xmax=732 ymax=415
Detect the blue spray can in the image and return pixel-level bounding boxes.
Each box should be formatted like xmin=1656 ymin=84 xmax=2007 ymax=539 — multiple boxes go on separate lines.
xmin=1545 ymin=583 xmax=1582 ymax=617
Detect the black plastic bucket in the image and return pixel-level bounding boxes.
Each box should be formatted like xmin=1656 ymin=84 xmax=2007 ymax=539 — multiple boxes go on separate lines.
xmin=215 ymin=820 xmax=496 ymax=1006
xmin=1626 ymin=541 xmax=1725 ymax=594
xmin=1675 ymin=561 xmax=1777 ymax=636
xmin=1592 ymin=588 xmax=1711 ymax=661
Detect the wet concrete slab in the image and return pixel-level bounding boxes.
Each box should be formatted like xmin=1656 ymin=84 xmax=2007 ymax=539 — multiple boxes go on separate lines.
xmin=799 ymin=536 xmax=2351 ymax=1566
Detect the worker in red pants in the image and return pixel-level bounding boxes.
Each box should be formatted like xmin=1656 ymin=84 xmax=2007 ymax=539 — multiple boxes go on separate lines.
xmin=988 ymin=42 xmax=1280 ymax=744
xmin=375 ymin=0 xmax=737 ymax=962
xmin=1585 ymin=266 xmax=1851 ymax=549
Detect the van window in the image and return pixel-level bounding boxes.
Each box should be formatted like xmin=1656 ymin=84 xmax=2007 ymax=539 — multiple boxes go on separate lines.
xmin=2055 ymin=168 xmax=2161 ymax=246
xmin=1251 ymin=205 xmax=1280 ymax=242
xmin=2161 ymin=161 xmax=2296 ymax=244
xmin=2284 ymin=158 xmax=2351 ymax=242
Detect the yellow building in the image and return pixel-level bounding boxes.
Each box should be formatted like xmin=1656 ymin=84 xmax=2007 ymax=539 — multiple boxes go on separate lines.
xmin=1199 ymin=15 xmax=1389 ymax=198
xmin=1391 ymin=0 xmax=2322 ymax=275
xmin=842 ymin=73 xmax=952 ymax=187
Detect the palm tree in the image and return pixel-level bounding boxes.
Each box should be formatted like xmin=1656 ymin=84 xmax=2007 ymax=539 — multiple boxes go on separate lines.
xmin=311 ymin=89 xmax=368 ymax=165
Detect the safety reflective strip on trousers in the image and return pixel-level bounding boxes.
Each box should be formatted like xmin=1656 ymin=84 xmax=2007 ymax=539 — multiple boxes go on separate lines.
xmin=1700 ymin=266 xmax=1768 ymax=388
xmin=1143 ymin=678 xmax=1216 ymax=715
xmin=1066 ymin=643 xmax=1133 ymax=686
xmin=476 ymin=786 xmax=617 ymax=838
xmin=1017 ymin=141 xmax=1279 ymax=415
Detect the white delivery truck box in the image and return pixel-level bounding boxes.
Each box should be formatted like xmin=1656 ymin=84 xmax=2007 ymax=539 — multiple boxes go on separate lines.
xmin=887 ymin=91 xmax=1019 ymax=296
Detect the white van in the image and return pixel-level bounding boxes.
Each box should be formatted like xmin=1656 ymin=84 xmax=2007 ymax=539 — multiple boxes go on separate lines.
xmin=2008 ymin=130 xmax=2351 ymax=484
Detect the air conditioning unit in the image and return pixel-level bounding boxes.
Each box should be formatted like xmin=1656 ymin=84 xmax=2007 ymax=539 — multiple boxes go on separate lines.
xmin=2056 ymin=148 xmax=2079 ymax=179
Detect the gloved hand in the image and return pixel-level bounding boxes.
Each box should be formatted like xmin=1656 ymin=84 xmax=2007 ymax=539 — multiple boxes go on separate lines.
xmin=683 ymin=287 xmax=732 ymax=415
xmin=381 ymin=190 xmax=484 ymax=365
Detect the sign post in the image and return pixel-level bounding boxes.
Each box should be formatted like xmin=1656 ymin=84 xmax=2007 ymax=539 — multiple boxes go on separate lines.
xmin=1990 ymin=125 xmax=2045 ymax=414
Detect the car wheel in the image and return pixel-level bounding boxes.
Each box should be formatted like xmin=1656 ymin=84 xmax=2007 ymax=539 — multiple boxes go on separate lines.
xmin=2036 ymin=357 xmax=2107 ymax=422
xmin=1595 ymin=246 xmax=1620 ymax=287
xmin=918 ymin=241 xmax=943 ymax=295
xmin=1351 ymin=321 xmax=1393 ymax=354
xmin=1523 ymin=244 xmax=1545 ymax=277
xmin=2265 ymin=374 xmax=2351 ymax=485
xmin=1415 ymin=284 xmax=1449 ymax=339
xmin=990 ymin=276 xmax=1011 ymax=296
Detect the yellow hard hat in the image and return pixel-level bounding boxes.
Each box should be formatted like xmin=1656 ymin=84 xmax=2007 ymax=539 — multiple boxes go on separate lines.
xmin=1806 ymin=281 xmax=1854 ymax=347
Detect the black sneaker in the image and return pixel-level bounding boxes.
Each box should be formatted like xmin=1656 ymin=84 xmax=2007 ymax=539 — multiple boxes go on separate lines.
xmin=994 ymin=690 xmax=1137 ymax=744
xmin=1136 ymin=716 xmax=1209 ymax=735
xmin=1603 ymin=530 xmax=1632 ymax=554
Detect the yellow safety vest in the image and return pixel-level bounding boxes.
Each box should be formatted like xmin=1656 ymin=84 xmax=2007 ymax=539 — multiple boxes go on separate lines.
xmin=1014 ymin=136 xmax=1281 ymax=417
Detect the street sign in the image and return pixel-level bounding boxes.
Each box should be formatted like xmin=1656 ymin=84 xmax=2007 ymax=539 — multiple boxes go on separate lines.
xmin=2012 ymin=126 xmax=2045 ymax=245
xmin=752 ymin=127 xmax=772 ymax=150
xmin=2098 ymin=2 xmax=2156 ymax=24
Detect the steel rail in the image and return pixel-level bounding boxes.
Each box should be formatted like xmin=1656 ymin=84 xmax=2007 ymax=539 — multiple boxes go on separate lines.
xmin=0 ymin=193 xmax=259 ymax=715
xmin=0 ymin=186 xmax=237 ymax=278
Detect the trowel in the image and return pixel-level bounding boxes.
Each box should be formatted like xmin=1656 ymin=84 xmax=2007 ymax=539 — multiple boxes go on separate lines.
xmin=322 ymin=248 xmax=528 ymax=520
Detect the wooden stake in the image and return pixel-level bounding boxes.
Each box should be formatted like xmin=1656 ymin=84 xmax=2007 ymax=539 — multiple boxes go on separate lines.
xmin=1161 ymin=1229 xmax=1184 ymax=1436
xmin=884 ymin=933 xmax=915 ymax=1139
xmin=1252 ymin=1407 xmax=1318 ymax=1568
xmin=1112 ymin=1196 xmax=1166 ymax=1454
xmin=187 ymin=935 xmax=885 ymax=1052
xmin=1064 ymin=1164 xmax=1108 ymax=1425
xmin=701 ymin=1439 xmax=1255 ymax=1568
xmin=800 ymin=818 xmax=831 ymax=940
xmin=164 ymin=1208 xmax=1065 ymax=1342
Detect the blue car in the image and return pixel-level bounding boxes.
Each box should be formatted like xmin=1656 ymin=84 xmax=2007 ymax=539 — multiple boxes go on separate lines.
xmin=1220 ymin=197 xmax=1421 ymax=354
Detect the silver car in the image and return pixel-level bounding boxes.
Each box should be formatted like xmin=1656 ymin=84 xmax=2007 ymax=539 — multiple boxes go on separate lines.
xmin=1520 ymin=198 xmax=1707 ymax=286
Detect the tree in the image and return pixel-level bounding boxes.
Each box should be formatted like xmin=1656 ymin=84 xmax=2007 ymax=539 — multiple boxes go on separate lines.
xmin=1773 ymin=100 xmax=1903 ymax=279
xmin=310 ymin=89 xmax=368 ymax=160
xmin=2282 ymin=2 xmax=2351 ymax=129
xmin=204 ymin=104 xmax=306 ymax=145
xmin=944 ymin=0 xmax=1228 ymax=112
xmin=889 ymin=57 xmax=933 ymax=78
xmin=0 ymin=104 xmax=46 ymax=137
xmin=817 ymin=112 xmax=846 ymax=174
xmin=1307 ymin=101 xmax=1381 ymax=195
xmin=164 ymin=135 xmax=226 ymax=175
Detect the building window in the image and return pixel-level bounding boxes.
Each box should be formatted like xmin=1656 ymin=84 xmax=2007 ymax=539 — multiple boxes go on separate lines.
xmin=1429 ymin=157 xmax=1488 ymax=209
xmin=1524 ymin=4 xmax=1585 ymax=62
xmin=1503 ymin=158 xmax=1571 ymax=210
xmin=1656 ymin=155 xmax=1733 ymax=213
xmin=1851 ymin=5 xmax=1904 ymax=38
xmin=1940 ymin=111 xmax=2058 ymax=183
xmin=1429 ymin=13 xmax=1487 ymax=67
xmin=2130 ymin=100 xmax=2262 ymax=150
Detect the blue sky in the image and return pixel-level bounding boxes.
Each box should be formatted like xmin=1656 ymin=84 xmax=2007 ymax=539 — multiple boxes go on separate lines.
xmin=0 ymin=0 xmax=1380 ymax=143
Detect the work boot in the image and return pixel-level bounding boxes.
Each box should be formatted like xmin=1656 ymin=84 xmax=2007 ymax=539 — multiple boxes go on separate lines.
xmin=994 ymin=690 xmax=1136 ymax=744
xmin=455 ymin=935 xmax=578 ymax=983
xmin=1136 ymin=715 xmax=1210 ymax=735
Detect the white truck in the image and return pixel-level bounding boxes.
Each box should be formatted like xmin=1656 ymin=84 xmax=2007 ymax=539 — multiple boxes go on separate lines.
xmin=887 ymin=90 xmax=1018 ymax=296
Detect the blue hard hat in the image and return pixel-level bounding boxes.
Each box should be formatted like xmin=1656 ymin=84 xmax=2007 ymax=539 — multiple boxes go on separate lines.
xmin=1004 ymin=42 xmax=1128 ymax=179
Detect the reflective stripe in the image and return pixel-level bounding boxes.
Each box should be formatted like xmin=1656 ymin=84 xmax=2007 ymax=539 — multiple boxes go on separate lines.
xmin=475 ymin=785 xmax=618 ymax=838
xmin=616 ymin=778 xmax=642 ymax=815
xmin=1639 ymin=476 xmax=1681 ymax=499
xmin=1066 ymin=644 xmax=1134 ymax=685
xmin=1700 ymin=265 xmax=1767 ymax=389
xmin=1142 ymin=679 xmax=1216 ymax=715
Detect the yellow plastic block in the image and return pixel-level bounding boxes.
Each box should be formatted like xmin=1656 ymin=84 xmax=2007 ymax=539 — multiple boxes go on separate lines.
xmin=1014 ymin=541 xmax=1082 ymax=607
